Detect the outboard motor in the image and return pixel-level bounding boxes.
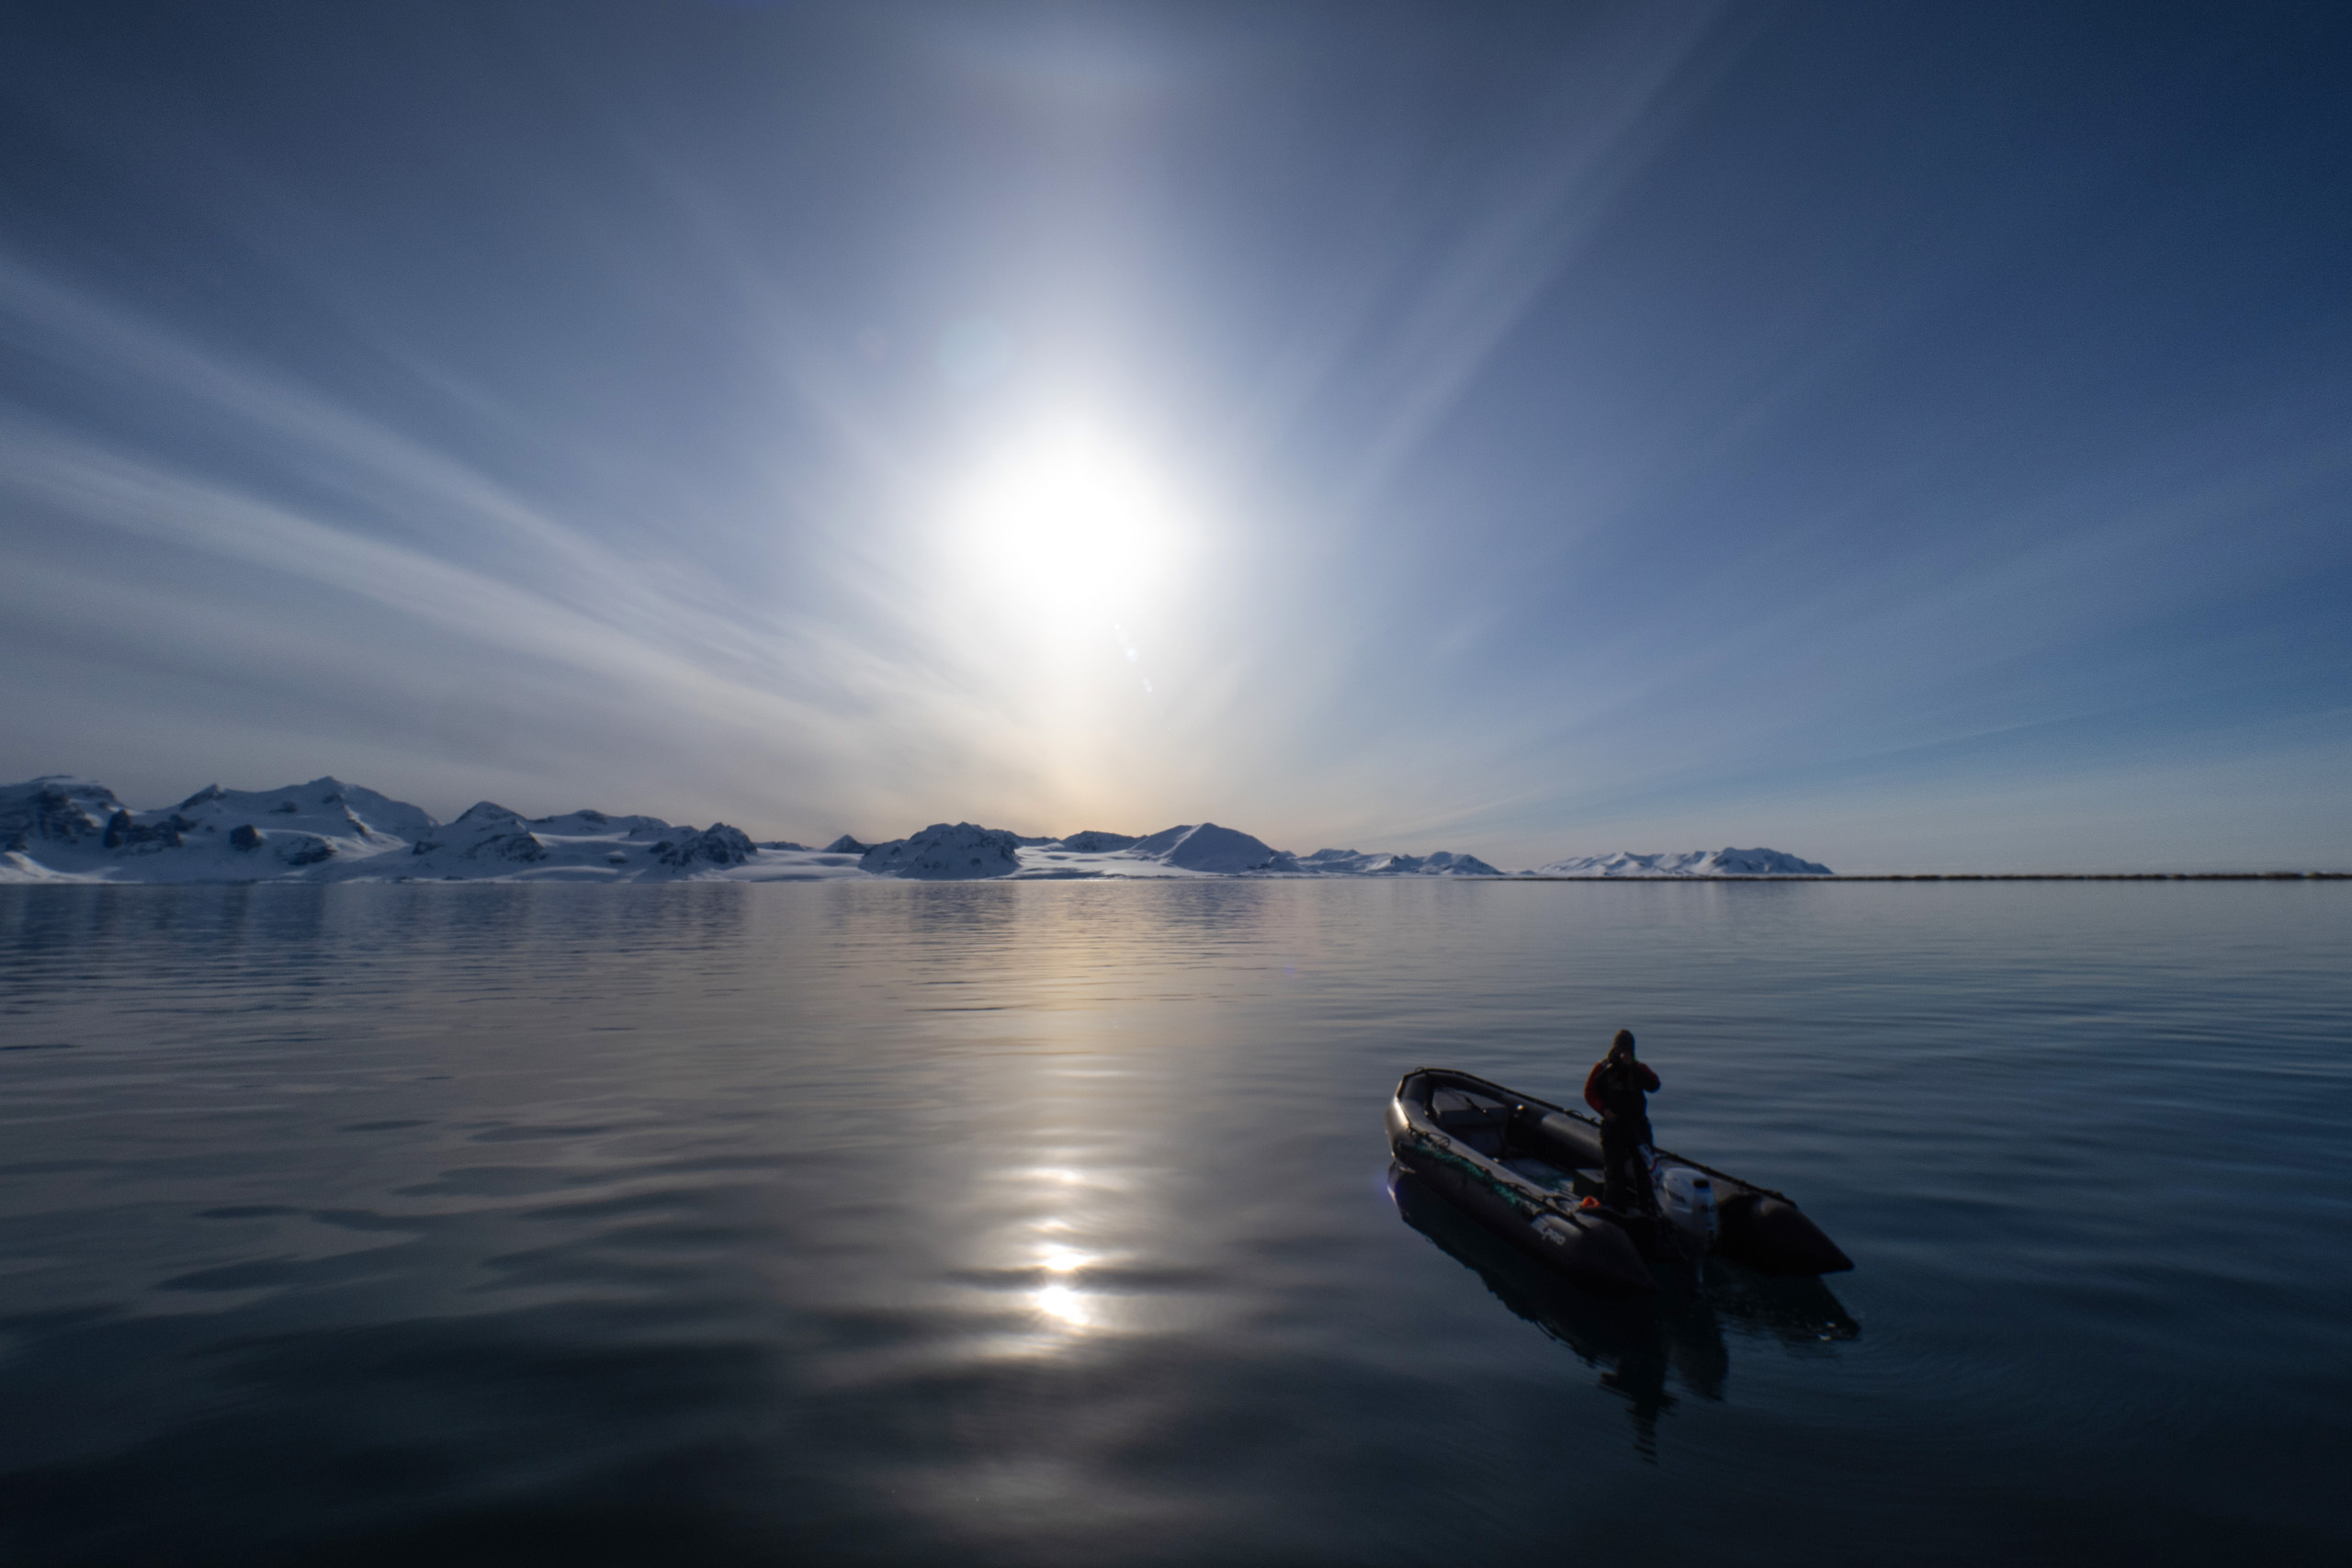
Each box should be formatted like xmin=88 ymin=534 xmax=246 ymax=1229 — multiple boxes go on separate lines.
xmin=1657 ymin=1165 xmax=1719 ymax=1244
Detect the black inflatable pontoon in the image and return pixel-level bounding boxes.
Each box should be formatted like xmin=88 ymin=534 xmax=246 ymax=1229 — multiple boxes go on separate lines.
xmin=1387 ymin=1066 xmax=1851 ymax=1296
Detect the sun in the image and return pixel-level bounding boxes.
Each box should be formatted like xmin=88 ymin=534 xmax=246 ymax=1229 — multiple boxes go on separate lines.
xmin=946 ymin=417 xmax=1185 ymax=619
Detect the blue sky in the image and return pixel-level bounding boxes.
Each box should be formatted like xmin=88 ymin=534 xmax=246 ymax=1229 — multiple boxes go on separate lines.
xmin=2 ymin=1 xmax=2346 ymax=871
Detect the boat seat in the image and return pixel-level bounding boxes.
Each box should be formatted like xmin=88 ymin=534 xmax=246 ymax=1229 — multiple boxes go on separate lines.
xmin=1430 ymin=1102 xmax=1510 ymax=1156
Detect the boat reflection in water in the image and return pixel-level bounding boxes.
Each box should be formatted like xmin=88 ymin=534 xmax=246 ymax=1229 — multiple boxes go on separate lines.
xmin=1388 ymin=1165 xmax=1858 ymax=1456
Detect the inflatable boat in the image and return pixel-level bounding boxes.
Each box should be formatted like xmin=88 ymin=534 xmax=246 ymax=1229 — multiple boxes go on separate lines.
xmin=1387 ymin=1066 xmax=1852 ymax=1296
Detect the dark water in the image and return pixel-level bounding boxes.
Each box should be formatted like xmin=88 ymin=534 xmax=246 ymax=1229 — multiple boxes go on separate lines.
xmin=2 ymin=880 xmax=2346 ymax=1566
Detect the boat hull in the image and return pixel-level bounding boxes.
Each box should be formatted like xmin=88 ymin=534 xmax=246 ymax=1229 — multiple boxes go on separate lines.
xmin=1387 ymin=1092 xmax=1659 ymax=1295
xmin=1387 ymin=1068 xmax=1850 ymax=1292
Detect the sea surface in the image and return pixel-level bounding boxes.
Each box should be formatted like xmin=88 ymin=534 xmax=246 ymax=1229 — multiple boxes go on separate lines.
xmin=1 ymin=879 xmax=2346 ymax=1566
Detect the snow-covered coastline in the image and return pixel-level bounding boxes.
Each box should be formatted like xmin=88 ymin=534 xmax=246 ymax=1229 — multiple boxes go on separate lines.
xmin=0 ymin=773 xmax=1832 ymax=884
xmin=1525 ymin=847 xmax=1834 ymax=877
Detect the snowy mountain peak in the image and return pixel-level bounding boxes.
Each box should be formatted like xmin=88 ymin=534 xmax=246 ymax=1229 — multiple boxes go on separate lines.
xmin=1 ymin=777 xmax=125 ymax=853
xmin=1124 ymin=823 xmax=1195 ymax=857
xmin=1298 ymin=847 xmax=1506 ymax=876
xmin=1057 ymin=829 xmax=1138 ymax=853
xmin=650 ymin=824 xmax=756 ymax=870
xmin=859 ymin=822 xmax=1024 ymax=878
xmin=1126 ymin=822 xmax=1291 ymax=873
xmin=1526 ymin=846 xmax=1833 ymax=877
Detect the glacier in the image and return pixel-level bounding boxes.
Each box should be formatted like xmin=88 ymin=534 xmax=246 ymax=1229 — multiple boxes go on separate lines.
xmin=1 ymin=774 xmax=1831 ymax=884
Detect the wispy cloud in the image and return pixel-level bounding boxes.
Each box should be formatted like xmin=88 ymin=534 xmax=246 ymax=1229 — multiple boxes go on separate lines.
xmin=1 ymin=4 xmax=2345 ymax=866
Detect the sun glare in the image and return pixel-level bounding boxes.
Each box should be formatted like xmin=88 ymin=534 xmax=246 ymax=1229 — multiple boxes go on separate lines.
xmin=1031 ymin=1280 xmax=1095 ymax=1329
xmin=947 ymin=417 xmax=1186 ymax=621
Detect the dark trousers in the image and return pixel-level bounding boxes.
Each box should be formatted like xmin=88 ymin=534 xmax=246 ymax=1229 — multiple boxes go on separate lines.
xmin=1602 ymin=1130 xmax=1655 ymax=1214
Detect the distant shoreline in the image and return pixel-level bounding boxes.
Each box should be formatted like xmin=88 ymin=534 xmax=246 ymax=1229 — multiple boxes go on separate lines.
xmin=8 ymin=871 xmax=2345 ymax=888
xmin=1509 ymin=872 xmax=2349 ymax=882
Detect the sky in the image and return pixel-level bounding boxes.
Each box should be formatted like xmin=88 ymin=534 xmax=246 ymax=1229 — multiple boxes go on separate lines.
xmin=2 ymin=0 xmax=2346 ymax=873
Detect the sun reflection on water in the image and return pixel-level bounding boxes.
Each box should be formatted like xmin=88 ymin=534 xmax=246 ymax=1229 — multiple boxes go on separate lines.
xmin=969 ymin=1086 xmax=1225 ymax=1354
xmin=989 ymin=1156 xmax=1135 ymax=1344
xmin=1036 ymin=1242 xmax=1095 ymax=1274
xmin=1030 ymin=1280 xmax=1096 ymax=1329
xmin=1024 ymin=1229 xmax=1114 ymax=1335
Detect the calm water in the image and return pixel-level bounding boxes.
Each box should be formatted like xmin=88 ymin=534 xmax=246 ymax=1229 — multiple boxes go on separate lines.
xmin=1 ymin=880 xmax=2346 ymax=1565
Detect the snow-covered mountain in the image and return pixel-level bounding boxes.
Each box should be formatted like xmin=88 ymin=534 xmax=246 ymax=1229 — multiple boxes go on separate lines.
xmin=2 ymin=773 xmax=1830 ymax=883
xmin=1295 ymin=847 xmax=1507 ymax=877
xmin=843 ymin=820 xmax=1512 ymax=879
xmin=3 ymin=775 xmax=434 ymax=881
xmin=858 ymin=822 xmax=1025 ymax=879
xmin=1125 ymin=822 xmax=1292 ymax=873
xmin=0 ymin=774 xmax=854 ymax=885
xmin=401 ymin=800 xmax=764 ymax=878
xmin=1523 ymin=847 xmax=1834 ymax=877
xmin=844 ymin=820 xmax=1287 ymax=879
xmin=1058 ymin=830 xmax=1139 ymax=853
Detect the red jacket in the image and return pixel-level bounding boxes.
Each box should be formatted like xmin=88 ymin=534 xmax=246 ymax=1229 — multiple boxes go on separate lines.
xmin=1584 ymin=1057 xmax=1659 ymax=1116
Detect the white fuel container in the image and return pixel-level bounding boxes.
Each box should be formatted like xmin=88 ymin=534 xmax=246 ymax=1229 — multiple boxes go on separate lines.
xmin=1657 ymin=1165 xmax=1719 ymax=1242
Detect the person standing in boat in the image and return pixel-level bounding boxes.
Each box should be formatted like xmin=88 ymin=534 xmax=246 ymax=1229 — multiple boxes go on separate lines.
xmin=1585 ymin=1029 xmax=1660 ymax=1214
